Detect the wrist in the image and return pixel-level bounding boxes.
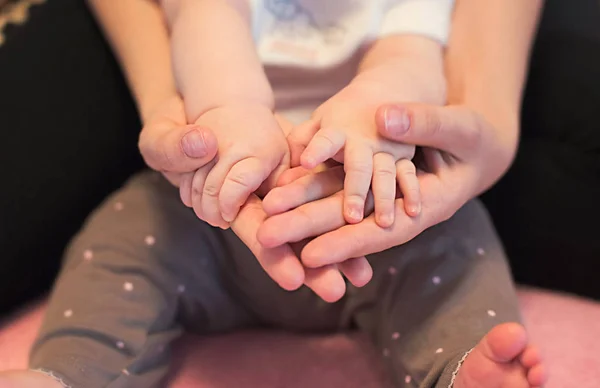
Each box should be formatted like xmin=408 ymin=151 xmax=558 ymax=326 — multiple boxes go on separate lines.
xmin=186 ymin=90 xmax=275 ymax=123
xmin=138 ymin=90 xmax=180 ymax=125
xmin=359 ymin=35 xmax=444 ymax=74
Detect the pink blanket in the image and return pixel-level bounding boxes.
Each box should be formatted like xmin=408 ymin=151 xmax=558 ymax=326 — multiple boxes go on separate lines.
xmin=1 ymin=288 xmax=598 ymax=387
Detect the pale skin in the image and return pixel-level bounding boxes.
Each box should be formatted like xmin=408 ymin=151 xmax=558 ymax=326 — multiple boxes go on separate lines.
xmin=162 ymin=0 xmax=427 ymax=231
xmin=289 ymin=34 xmax=446 ymax=228
xmin=0 ymin=1 xmax=548 ymax=387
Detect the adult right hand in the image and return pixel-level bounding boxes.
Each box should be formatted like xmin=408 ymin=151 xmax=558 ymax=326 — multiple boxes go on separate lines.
xmin=260 ymin=102 xmax=519 ymax=268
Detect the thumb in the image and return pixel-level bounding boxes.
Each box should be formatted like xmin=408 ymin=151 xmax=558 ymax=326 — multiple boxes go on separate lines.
xmin=139 ymin=124 xmax=218 ymax=173
xmin=375 ymin=104 xmax=483 ymax=160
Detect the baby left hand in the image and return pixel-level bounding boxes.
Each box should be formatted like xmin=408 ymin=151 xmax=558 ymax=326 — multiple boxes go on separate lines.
xmin=288 ymin=59 xmax=444 ymax=228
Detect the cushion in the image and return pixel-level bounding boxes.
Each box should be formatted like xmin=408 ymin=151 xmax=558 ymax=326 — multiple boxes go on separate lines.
xmin=1 ymin=288 xmax=598 ymax=387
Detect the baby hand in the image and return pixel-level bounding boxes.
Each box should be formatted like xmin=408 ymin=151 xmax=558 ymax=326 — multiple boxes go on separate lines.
xmin=289 ymin=76 xmax=421 ymax=228
xmin=188 ymin=104 xmax=289 ymax=228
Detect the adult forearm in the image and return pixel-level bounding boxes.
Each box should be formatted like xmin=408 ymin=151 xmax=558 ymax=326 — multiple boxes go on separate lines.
xmin=87 ymin=0 xmax=176 ymax=123
xmin=167 ymin=0 xmax=273 ymax=122
xmin=446 ymin=0 xmax=544 ymax=147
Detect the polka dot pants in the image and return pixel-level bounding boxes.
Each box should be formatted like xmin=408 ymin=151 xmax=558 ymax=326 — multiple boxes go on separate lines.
xmin=29 ymin=171 xmax=521 ymax=388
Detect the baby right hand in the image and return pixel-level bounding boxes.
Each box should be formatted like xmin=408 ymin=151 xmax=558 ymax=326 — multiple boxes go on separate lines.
xmin=185 ymin=104 xmax=289 ymax=229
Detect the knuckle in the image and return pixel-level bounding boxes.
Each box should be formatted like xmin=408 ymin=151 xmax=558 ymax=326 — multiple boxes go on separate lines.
xmin=403 ymin=187 xmax=421 ymax=199
xmin=159 ymin=145 xmax=177 ymax=171
xmin=381 ymin=142 xmax=415 ymax=160
xmin=464 ymin=111 xmax=484 ymax=148
xmin=397 ymin=161 xmax=417 ymax=176
xmin=287 ymin=130 xmax=303 ymax=146
xmin=192 ymin=183 xmax=203 ymax=198
xmin=315 ymin=131 xmax=338 ymax=148
xmin=347 ymin=193 xmax=367 ymax=204
xmin=226 ymin=172 xmax=253 ymax=191
xmin=421 ymin=108 xmax=443 ymax=138
xmin=374 ymin=164 xmax=396 ymax=179
xmin=203 ymin=182 xmax=220 ymax=198
xmin=346 ymin=160 xmax=373 ymax=176
xmin=294 ymin=206 xmax=316 ymax=230
xmin=138 ymin=135 xmax=158 ymax=168
xmin=376 ymin=192 xmax=396 ymax=202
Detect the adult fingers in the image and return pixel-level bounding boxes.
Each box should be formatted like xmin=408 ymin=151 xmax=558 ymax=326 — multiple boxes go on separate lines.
xmin=258 ymin=189 xmax=376 ymax=250
xmin=262 ymin=166 xmax=345 ymax=216
xmin=139 ymin=124 xmax=219 ymax=173
xmin=162 ymin=171 xmax=183 ymax=188
xmin=301 ymin=174 xmax=445 ymax=267
xmin=303 ymin=265 xmax=347 ymax=303
xmin=375 ymin=104 xmax=484 ymax=160
xmin=178 ymin=171 xmax=195 ymax=207
xmin=276 ymin=166 xmax=313 ymax=187
xmin=338 ymin=257 xmax=373 ymax=288
xmin=231 ymin=195 xmax=305 ymax=291
xmin=257 ymin=191 xmax=345 ymax=248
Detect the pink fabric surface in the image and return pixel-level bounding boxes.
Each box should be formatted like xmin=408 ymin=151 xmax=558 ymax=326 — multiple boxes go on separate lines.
xmin=0 ymin=288 xmax=598 ymax=387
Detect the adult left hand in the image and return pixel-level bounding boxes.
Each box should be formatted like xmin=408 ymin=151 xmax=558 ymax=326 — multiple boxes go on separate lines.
xmin=258 ymin=102 xmax=518 ymax=267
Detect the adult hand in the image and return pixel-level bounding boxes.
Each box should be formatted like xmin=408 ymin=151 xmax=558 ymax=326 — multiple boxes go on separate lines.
xmin=138 ymin=94 xmax=218 ymax=189
xmin=232 ymin=193 xmax=372 ymax=303
xmin=259 ymin=103 xmax=517 ymax=267
xmin=137 ymin=96 xmax=370 ymax=301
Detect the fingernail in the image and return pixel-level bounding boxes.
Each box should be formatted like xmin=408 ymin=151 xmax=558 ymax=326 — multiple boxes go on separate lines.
xmin=384 ymin=106 xmax=410 ymax=136
xmin=408 ymin=204 xmax=421 ymax=217
xmin=302 ymin=156 xmax=317 ymax=169
xmin=378 ymin=213 xmax=394 ymax=228
xmin=181 ymin=128 xmax=208 ymax=158
xmin=347 ymin=205 xmax=363 ymax=222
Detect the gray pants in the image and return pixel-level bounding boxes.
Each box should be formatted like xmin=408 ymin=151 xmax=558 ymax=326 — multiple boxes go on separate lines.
xmin=30 ymin=171 xmax=521 ymax=388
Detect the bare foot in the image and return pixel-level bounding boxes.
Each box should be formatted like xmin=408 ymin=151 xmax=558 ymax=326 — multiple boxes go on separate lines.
xmin=454 ymin=323 xmax=547 ymax=388
xmin=0 ymin=370 xmax=64 ymax=388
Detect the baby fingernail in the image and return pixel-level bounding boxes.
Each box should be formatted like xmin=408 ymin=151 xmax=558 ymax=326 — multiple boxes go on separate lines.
xmin=181 ymin=128 xmax=208 ymax=158
xmin=384 ymin=106 xmax=410 ymax=136
xmin=347 ymin=205 xmax=362 ymax=221
xmin=409 ymin=204 xmax=421 ymax=216
xmin=379 ymin=213 xmax=394 ymax=227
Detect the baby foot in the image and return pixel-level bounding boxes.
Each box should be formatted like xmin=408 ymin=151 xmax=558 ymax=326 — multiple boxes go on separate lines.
xmin=0 ymin=370 xmax=64 ymax=388
xmin=454 ymin=323 xmax=547 ymax=388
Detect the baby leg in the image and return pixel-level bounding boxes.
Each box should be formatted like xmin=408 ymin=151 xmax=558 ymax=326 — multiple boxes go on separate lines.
xmin=348 ymin=199 xmax=543 ymax=387
xmin=14 ymin=171 xmax=253 ymax=388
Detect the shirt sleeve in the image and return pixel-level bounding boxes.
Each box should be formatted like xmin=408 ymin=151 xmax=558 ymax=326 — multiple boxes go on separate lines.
xmin=379 ymin=0 xmax=456 ymax=45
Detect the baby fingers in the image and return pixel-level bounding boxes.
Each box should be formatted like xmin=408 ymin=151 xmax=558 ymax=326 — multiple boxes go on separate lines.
xmin=372 ymin=152 xmax=397 ymax=228
xmin=300 ymin=127 xmax=346 ymax=169
xmin=219 ymin=156 xmax=270 ymax=223
xmin=396 ymin=159 xmax=421 ymax=216
xmin=343 ymin=142 xmax=373 ymax=224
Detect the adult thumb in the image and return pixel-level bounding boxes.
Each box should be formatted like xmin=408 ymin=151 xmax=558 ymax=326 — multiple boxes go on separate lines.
xmin=375 ymin=104 xmax=483 ymax=160
xmin=139 ymin=124 xmax=219 ymax=173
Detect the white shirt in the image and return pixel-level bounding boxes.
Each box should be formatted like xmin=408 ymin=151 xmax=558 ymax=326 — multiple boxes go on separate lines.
xmin=252 ymin=0 xmax=454 ymax=68
xmin=249 ymin=0 xmax=455 ymax=121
